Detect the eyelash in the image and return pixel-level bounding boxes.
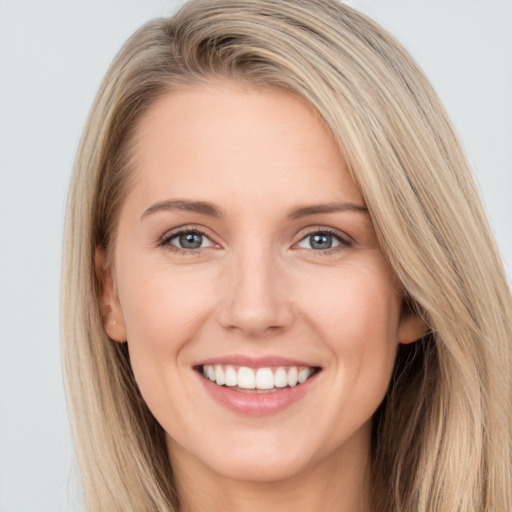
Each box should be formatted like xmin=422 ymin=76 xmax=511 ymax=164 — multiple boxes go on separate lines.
xmin=158 ymin=226 xmax=353 ymax=255
xmin=158 ymin=225 xmax=216 ymax=255
xmin=297 ymin=227 xmax=353 ymax=255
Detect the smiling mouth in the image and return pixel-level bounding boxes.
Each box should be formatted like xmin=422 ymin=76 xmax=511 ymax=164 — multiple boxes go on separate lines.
xmin=197 ymin=364 xmax=321 ymax=393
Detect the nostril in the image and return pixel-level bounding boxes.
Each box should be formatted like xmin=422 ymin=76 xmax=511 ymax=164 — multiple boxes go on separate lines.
xmin=216 ymin=269 xmax=294 ymax=336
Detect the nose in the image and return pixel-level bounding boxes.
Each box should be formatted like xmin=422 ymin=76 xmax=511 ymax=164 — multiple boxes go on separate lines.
xmin=217 ymin=244 xmax=294 ymax=338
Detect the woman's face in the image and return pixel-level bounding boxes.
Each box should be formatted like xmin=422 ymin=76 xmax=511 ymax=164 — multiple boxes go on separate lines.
xmin=101 ymin=82 xmax=423 ymax=483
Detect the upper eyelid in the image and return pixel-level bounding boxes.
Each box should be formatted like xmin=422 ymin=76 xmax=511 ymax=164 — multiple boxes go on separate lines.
xmin=295 ymin=226 xmax=354 ymax=244
xmin=159 ymin=224 xmax=216 ymax=242
xmin=158 ymin=227 xmax=221 ymax=253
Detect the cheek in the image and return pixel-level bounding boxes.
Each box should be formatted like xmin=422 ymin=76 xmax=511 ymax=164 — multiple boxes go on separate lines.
xmin=296 ymin=261 xmax=401 ymax=346
xmin=115 ymin=275 xmax=210 ymax=433
xmin=296 ymin=263 xmax=401 ymax=411
xmin=115 ymin=262 xmax=217 ymax=404
xmin=119 ymin=262 xmax=214 ymax=345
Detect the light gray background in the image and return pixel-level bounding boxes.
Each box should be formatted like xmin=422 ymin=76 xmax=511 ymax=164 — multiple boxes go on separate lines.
xmin=0 ymin=1 xmax=510 ymax=511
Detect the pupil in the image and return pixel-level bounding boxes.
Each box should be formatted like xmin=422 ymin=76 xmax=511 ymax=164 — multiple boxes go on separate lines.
xmin=311 ymin=233 xmax=332 ymax=250
xmin=180 ymin=232 xmax=202 ymax=249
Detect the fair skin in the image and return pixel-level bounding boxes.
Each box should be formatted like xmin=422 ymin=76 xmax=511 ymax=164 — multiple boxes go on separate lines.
xmin=98 ymin=81 xmax=424 ymax=512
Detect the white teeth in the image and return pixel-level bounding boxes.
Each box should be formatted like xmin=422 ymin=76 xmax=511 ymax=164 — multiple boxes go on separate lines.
xmin=256 ymin=368 xmax=274 ymax=389
xmin=287 ymin=367 xmax=298 ymax=387
xmin=238 ymin=367 xmax=256 ymax=389
xmin=298 ymin=367 xmax=311 ymax=384
xmin=214 ymin=365 xmax=225 ymax=386
xmin=201 ymin=364 xmax=316 ymax=390
xmin=225 ymin=365 xmax=237 ymax=386
xmin=274 ymin=367 xmax=288 ymax=388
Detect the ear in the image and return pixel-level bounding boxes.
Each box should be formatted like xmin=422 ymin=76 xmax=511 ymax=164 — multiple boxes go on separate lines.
xmin=95 ymin=247 xmax=127 ymax=342
xmin=397 ymin=301 xmax=428 ymax=345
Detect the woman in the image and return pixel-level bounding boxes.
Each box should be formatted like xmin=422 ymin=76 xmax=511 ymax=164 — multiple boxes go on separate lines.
xmin=61 ymin=0 xmax=512 ymax=510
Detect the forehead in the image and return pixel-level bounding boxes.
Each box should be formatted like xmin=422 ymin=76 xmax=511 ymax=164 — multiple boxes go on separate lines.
xmin=128 ymin=81 xmax=364 ymax=212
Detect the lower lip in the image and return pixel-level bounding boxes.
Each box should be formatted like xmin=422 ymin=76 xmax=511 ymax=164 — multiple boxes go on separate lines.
xmin=197 ymin=370 xmax=319 ymax=416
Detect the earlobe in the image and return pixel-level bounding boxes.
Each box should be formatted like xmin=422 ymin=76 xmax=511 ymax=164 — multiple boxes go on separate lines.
xmin=397 ymin=302 xmax=428 ymax=345
xmin=95 ymin=247 xmax=127 ymax=342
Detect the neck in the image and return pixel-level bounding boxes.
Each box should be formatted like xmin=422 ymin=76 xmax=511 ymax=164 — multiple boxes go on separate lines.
xmin=168 ymin=425 xmax=374 ymax=512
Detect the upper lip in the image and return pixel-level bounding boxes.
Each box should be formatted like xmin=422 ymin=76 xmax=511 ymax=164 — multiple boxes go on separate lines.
xmin=194 ymin=354 xmax=320 ymax=369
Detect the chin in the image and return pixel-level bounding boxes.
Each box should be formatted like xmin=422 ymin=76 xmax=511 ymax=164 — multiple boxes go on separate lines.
xmin=205 ymin=451 xmax=313 ymax=484
xmin=168 ymin=429 xmax=320 ymax=484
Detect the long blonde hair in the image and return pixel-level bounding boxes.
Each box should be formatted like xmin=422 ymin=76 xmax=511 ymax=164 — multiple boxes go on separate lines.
xmin=62 ymin=1 xmax=512 ymax=510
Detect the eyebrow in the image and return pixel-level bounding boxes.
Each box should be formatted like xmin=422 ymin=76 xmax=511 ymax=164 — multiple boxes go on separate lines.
xmin=287 ymin=202 xmax=368 ymax=220
xmin=141 ymin=199 xmax=368 ymax=221
xmin=141 ymin=199 xmax=223 ymax=220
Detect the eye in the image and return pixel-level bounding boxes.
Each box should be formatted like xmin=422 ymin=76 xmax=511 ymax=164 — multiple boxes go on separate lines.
xmin=296 ymin=230 xmax=350 ymax=251
xmin=161 ymin=229 xmax=215 ymax=251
